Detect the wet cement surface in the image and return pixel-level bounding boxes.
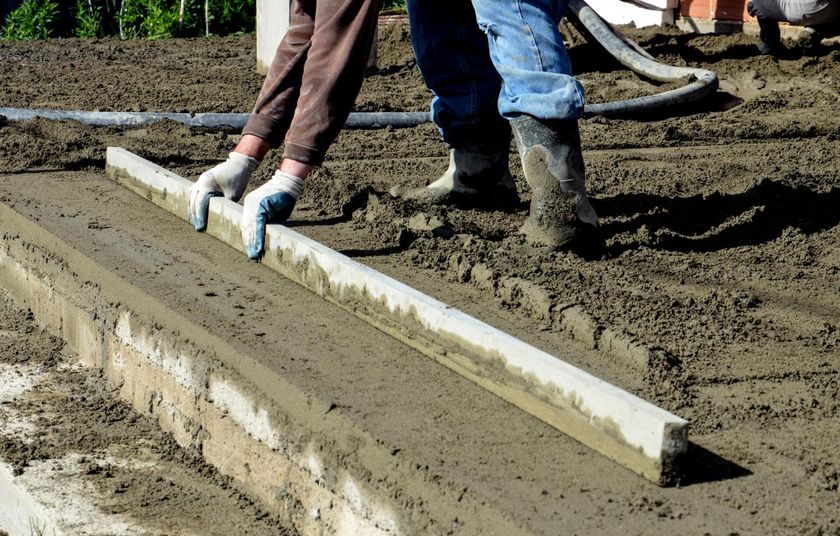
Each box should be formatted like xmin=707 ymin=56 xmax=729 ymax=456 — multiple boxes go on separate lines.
xmin=1 ymin=23 xmax=839 ymax=534
xmin=0 ymin=290 xmax=292 ymax=534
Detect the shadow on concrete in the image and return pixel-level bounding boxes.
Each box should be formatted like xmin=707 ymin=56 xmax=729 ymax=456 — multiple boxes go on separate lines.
xmin=677 ymin=441 xmax=752 ymax=486
xmin=338 ymin=245 xmax=405 ymax=258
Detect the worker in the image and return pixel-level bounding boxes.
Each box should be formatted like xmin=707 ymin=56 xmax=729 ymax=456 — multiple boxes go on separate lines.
xmin=188 ymin=0 xmax=379 ymax=259
xmin=747 ymin=0 xmax=840 ymax=54
xmin=397 ymin=0 xmax=599 ymax=252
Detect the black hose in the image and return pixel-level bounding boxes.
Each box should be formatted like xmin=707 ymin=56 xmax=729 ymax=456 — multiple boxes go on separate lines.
xmin=0 ymin=107 xmax=432 ymax=129
xmin=568 ymin=0 xmax=719 ymax=118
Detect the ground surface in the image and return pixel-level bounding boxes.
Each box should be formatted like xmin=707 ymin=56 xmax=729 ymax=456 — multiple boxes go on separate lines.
xmin=0 ymin=290 xmax=292 ymax=534
xmin=1 ymin=23 xmax=839 ymax=534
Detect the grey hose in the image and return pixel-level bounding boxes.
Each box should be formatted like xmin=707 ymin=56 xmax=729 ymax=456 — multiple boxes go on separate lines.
xmin=0 ymin=5 xmax=717 ymax=128
xmin=568 ymin=0 xmax=719 ymax=117
xmin=0 ymin=107 xmax=431 ymax=129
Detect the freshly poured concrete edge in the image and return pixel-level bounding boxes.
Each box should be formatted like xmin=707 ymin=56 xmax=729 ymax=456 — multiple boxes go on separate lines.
xmin=0 ymin=462 xmax=63 ymax=536
xmin=0 ymin=202 xmax=527 ymax=534
xmin=105 ymin=147 xmax=690 ymax=485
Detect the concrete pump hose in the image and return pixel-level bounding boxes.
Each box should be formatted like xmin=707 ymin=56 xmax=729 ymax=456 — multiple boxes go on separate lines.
xmin=0 ymin=10 xmax=717 ymax=128
xmin=569 ymin=0 xmax=719 ymax=118
xmin=0 ymin=108 xmax=432 ymax=129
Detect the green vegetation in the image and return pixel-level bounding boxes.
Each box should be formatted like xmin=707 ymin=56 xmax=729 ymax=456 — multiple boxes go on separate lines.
xmin=381 ymin=0 xmax=406 ymax=13
xmin=2 ymin=0 xmax=260 ymax=40
xmin=1 ymin=0 xmax=58 ymax=40
xmin=210 ymin=0 xmax=256 ymax=35
xmin=2 ymin=0 xmax=401 ymax=40
xmin=118 ymin=0 xmax=180 ymax=39
xmin=74 ymin=0 xmax=102 ymax=38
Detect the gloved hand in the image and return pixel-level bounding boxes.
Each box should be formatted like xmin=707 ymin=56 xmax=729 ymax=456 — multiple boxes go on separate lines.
xmin=188 ymin=152 xmax=259 ymax=231
xmin=241 ymin=170 xmax=305 ymax=260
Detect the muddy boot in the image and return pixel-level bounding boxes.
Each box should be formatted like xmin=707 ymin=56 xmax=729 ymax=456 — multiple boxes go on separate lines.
xmin=797 ymin=26 xmax=824 ymax=54
xmin=511 ymin=115 xmax=599 ymax=251
xmin=391 ymin=142 xmax=518 ymax=207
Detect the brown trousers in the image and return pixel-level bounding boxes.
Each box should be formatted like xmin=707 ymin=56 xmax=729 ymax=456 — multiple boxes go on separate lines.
xmin=242 ymin=0 xmax=379 ymax=166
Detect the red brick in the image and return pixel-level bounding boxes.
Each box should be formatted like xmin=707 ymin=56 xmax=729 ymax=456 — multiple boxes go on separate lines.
xmin=680 ymin=0 xmax=751 ymax=21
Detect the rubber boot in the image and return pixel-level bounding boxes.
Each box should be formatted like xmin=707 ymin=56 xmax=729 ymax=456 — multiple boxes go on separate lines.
xmin=392 ymin=142 xmax=518 ymax=207
xmin=747 ymin=1 xmax=782 ymax=55
xmin=797 ymin=26 xmax=823 ymax=53
xmin=511 ymin=115 xmax=599 ymax=250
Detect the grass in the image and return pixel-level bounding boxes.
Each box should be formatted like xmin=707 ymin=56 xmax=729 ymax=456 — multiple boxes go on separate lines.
xmin=3 ymin=0 xmax=406 ymax=40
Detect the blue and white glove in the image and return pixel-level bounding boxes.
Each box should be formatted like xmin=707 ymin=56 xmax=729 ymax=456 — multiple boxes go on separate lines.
xmin=241 ymin=170 xmax=305 ymax=260
xmin=188 ymin=152 xmax=259 ymax=231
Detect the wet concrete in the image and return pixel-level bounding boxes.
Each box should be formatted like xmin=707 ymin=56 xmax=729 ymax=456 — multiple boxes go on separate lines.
xmin=1 ymin=23 xmax=839 ymax=534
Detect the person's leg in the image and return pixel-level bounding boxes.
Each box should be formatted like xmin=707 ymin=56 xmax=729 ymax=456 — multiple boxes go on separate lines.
xmin=471 ymin=0 xmax=584 ymax=121
xmin=798 ymin=0 xmax=840 ymax=49
xmin=188 ymin=0 xmax=316 ymax=232
xmin=241 ymin=0 xmax=317 ymax=149
xmin=240 ymin=0 xmax=380 ymax=259
xmin=406 ymin=0 xmax=508 ymax=147
xmin=748 ymin=1 xmax=783 ymax=54
xmin=397 ymin=0 xmax=514 ymax=205
xmin=279 ymin=0 xmax=380 ymax=168
xmin=470 ymin=0 xmax=597 ymax=250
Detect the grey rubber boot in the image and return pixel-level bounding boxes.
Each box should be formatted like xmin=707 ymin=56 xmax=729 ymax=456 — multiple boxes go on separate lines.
xmin=511 ymin=115 xmax=598 ymax=249
xmin=392 ymin=142 xmax=517 ymax=206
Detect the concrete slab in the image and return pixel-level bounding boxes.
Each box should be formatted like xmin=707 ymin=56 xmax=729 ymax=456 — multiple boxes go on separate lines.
xmin=105 ymin=147 xmax=690 ymax=485
xmin=0 ymin=200 xmax=527 ymax=534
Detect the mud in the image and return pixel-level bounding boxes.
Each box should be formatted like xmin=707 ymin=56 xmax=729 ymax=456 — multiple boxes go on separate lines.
xmin=1 ymin=22 xmax=839 ymax=534
xmin=0 ymin=290 xmax=292 ymax=534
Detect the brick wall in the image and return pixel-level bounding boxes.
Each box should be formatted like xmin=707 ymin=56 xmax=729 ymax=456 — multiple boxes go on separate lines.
xmin=679 ymin=0 xmax=751 ymax=21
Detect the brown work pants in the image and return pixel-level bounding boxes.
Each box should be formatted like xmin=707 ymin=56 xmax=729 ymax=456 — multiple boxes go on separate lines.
xmin=242 ymin=0 xmax=379 ymax=166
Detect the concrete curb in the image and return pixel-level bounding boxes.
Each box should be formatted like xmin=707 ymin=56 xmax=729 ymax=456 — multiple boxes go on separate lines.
xmin=0 ymin=202 xmax=529 ymax=534
xmin=0 ymin=461 xmax=63 ymax=536
xmin=105 ymin=147 xmax=689 ymax=485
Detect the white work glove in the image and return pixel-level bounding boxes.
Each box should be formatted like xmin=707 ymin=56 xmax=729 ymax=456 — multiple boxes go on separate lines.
xmin=241 ymin=170 xmax=305 ymax=260
xmin=188 ymin=152 xmax=259 ymax=231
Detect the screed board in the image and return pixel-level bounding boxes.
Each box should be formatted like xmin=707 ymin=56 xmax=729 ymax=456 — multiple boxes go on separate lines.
xmin=105 ymin=147 xmax=689 ymax=485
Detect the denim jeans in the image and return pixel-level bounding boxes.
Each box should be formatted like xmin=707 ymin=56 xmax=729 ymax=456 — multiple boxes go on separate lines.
xmin=406 ymin=0 xmax=585 ymax=148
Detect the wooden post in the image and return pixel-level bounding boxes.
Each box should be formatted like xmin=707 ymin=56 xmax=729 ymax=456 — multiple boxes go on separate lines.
xmin=256 ymin=0 xmax=290 ymax=74
xmin=255 ymin=0 xmax=377 ymax=75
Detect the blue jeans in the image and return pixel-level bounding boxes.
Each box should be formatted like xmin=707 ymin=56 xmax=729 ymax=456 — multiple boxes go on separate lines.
xmin=406 ymin=0 xmax=585 ymax=147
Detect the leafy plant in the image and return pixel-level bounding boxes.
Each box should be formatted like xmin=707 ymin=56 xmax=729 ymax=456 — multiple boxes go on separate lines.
xmin=381 ymin=0 xmax=406 ymax=13
xmin=117 ymin=0 xmax=140 ymax=38
xmin=118 ymin=0 xmax=179 ymax=39
xmin=3 ymin=0 xmax=397 ymax=40
xmin=139 ymin=0 xmax=179 ymax=38
xmin=75 ymin=0 xmax=102 ymax=37
xmin=207 ymin=0 xmax=254 ymax=36
xmin=1 ymin=0 xmax=59 ymax=40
